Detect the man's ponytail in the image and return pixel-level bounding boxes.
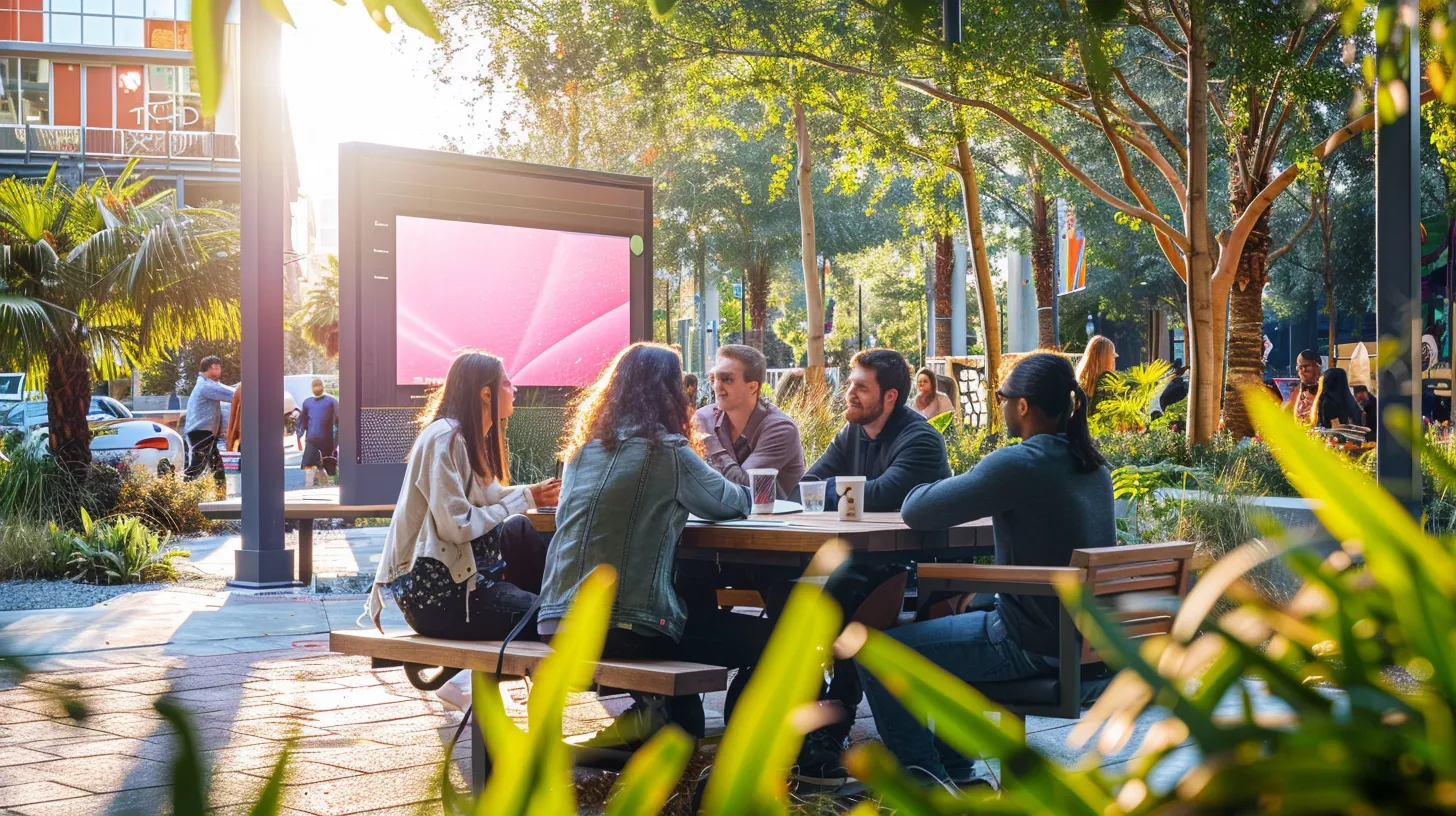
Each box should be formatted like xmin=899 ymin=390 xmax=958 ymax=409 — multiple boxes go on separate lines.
xmin=1064 ymin=382 xmax=1105 ymax=474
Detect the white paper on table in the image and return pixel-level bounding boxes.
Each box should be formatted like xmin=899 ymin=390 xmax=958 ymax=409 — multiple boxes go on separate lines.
xmin=691 ymin=500 xmax=803 ymax=523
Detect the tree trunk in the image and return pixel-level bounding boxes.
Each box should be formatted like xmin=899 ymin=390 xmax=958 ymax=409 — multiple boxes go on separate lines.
xmin=1028 ymin=169 xmax=1057 ymax=349
xmin=955 ymin=138 xmax=1003 ymax=430
xmin=933 ymin=232 xmax=953 ymax=357
xmin=45 ymin=340 xmax=93 ymax=476
xmin=1182 ymin=0 xmax=1219 ymax=444
xmin=794 ymin=100 xmax=826 ymax=390
xmin=1221 ymin=167 xmax=1272 ymax=440
xmin=747 ymin=257 xmax=769 ymax=351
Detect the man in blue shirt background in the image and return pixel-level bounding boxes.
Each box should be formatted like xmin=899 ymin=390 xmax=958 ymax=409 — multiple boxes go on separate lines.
xmin=296 ymin=378 xmax=339 ymax=482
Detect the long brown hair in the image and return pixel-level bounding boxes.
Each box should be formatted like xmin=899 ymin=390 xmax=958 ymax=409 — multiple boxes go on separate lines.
xmin=1077 ymin=335 xmax=1117 ymax=397
xmin=561 ymin=343 xmax=700 ymax=462
xmin=417 ymin=350 xmax=510 ymax=485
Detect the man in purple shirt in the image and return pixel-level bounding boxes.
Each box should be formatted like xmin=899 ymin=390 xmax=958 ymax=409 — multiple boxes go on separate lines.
xmin=296 ymin=378 xmax=339 ymax=480
xmin=694 ymin=345 xmax=804 ymax=499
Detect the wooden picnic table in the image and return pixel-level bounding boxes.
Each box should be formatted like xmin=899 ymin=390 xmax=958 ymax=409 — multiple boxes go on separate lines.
xmin=527 ymin=509 xmax=993 ymax=569
xmin=199 ymin=488 xmax=393 ymax=586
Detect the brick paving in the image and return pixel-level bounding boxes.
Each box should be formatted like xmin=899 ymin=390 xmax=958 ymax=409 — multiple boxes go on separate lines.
xmin=0 ymin=644 xmax=610 ymax=815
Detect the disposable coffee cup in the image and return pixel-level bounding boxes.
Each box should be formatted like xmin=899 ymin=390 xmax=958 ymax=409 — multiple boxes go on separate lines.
xmin=798 ymin=478 xmax=826 ymax=513
xmin=303 ymin=468 xmax=316 ymax=489
xmin=747 ymin=468 xmax=779 ymax=514
xmin=836 ymin=475 xmax=867 ymax=521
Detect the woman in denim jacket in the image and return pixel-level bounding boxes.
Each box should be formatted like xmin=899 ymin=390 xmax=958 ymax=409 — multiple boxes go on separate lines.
xmin=539 ymin=343 xmax=754 ymax=748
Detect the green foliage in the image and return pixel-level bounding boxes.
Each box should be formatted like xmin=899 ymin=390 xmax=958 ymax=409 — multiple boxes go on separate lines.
xmin=1087 ymin=360 xmax=1172 ymax=435
xmin=769 ymin=380 xmax=845 ymax=467
xmin=942 ymin=423 xmax=1015 ymax=474
xmin=0 ymin=444 xmax=125 ymax=529
xmin=293 ymin=257 xmax=339 ymax=359
xmin=0 ymin=519 xmax=72 ymax=580
xmin=112 ymin=470 xmax=220 ymax=536
xmin=504 ymin=405 xmax=569 ymax=485
xmin=61 ymin=509 xmax=190 ymax=585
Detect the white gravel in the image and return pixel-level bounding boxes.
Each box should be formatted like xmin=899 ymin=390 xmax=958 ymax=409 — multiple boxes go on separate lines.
xmin=0 ymin=577 xmax=225 ymax=611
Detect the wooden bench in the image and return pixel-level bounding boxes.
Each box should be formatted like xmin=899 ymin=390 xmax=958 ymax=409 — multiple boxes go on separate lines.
xmin=916 ymin=541 xmax=1194 ymax=719
xmin=329 ymin=628 xmax=729 ymax=793
xmin=200 ymin=497 xmax=395 ymax=585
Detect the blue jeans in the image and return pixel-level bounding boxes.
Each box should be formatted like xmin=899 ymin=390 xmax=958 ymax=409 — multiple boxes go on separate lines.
xmin=857 ymin=608 xmax=1054 ymax=776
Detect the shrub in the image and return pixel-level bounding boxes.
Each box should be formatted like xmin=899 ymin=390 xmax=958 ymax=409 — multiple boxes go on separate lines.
xmin=62 ymin=510 xmax=191 ymax=585
xmin=771 ymin=378 xmax=844 ymax=466
xmin=942 ymin=423 xmax=1015 ymax=473
xmin=1087 ymin=360 xmax=1172 ymax=434
xmin=0 ymin=445 xmax=125 ymax=528
xmin=111 ymin=470 xmax=219 ymax=536
xmin=1096 ymin=427 xmax=1192 ymax=469
xmin=0 ymin=519 xmax=75 ymax=580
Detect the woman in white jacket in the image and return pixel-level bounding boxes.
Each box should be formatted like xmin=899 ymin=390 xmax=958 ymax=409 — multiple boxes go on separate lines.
xmin=366 ymin=351 xmax=560 ymax=639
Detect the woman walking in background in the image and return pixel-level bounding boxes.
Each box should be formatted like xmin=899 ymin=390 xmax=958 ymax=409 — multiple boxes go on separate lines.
xmin=540 ymin=342 xmax=755 ymax=748
xmin=366 ymin=350 xmax=560 ymax=641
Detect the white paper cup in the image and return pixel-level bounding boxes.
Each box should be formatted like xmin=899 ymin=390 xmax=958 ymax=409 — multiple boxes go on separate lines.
xmin=798 ymin=479 xmax=826 ymax=513
xmin=836 ymin=475 xmax=867 ymax=521
xmin=747 ymin=468 xmax=779 ymax=514
xmin=303 ymin=468 xmax=316 ymax=489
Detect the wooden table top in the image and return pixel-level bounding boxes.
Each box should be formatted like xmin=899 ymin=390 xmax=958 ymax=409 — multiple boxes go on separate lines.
xmin=525 ymin=509 xmax=991 ymax=554
xmin=199 ymin=487 xmax=395 ymax=520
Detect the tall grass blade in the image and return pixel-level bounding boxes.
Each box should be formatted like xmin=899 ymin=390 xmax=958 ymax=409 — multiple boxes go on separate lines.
xmin=245 ymin=742 xmax=293 ymax=816
xmin=700 ymin=542 xmax=846 ymax=815
xmin=476 ymin=564 xmax=616 ymax=815
xmin=154 ymin=696 xmax=207 ymax=816
xmin=848 ymin=624 xmax=1108 ymax=815
xmin=604 ymin=725 xmax=694 ymax=816
xmin=1246 ymin=389 xmax=1456 ymax=702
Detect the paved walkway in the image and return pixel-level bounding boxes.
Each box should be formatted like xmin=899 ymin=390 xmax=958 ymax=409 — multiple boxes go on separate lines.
xmin=0 ymin=582 xmax=1230 ymax=815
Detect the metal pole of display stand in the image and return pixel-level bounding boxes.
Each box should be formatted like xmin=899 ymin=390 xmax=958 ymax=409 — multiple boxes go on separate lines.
xmin=1374 ymin=0 xmax=1422 ymax=517
xmin=233 ymin=0 xmax=292 ymax=587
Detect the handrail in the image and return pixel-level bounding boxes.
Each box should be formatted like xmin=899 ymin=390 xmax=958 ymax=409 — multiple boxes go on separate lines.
xmin=0 ymin=124 xmax=238 ymax=161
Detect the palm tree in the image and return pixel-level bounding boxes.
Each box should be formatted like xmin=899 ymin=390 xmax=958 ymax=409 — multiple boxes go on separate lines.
xmin=0 ymin=161 xmax=240 ymax=475
xmin=295 ymin=255 xmax=339 ymax=359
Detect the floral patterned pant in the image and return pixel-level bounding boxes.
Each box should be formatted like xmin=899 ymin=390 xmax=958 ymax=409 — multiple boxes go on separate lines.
xmin=389 ymin=515 xmax=545 ymax=641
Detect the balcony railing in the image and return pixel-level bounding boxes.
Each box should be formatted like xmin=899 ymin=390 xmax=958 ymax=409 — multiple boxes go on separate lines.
xmin=0 ymin=124 xmax=239 ymax=163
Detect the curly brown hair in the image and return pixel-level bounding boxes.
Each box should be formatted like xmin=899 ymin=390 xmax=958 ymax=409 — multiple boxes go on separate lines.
xmin=560 ymin=343 xmax=703 ymax=462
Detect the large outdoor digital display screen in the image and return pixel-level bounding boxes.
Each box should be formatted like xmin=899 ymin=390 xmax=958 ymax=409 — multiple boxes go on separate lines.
xmin=394 ymin=217 xmax=632 ymax=387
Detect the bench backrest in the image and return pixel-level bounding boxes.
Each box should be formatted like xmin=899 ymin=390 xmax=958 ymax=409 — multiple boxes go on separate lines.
xmin=1069 ymin=541 xmax=1194 ymax=664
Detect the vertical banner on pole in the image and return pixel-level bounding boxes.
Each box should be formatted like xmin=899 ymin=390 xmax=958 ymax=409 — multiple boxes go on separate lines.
xmin=1056 ymin=199 xmax=1087 ymax=295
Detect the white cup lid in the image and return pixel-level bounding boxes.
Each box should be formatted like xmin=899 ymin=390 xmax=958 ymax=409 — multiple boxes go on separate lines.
xmin=837 ymin=475 xmax=867 ymax=483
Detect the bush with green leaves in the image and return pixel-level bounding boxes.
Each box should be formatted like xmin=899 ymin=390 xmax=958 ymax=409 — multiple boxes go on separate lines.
xmin=0 ymin=444 xmax=124 ymax=529
xmin=111 ymin=470 xmax=220 ymax=536
xmin=1088 ymin=360 xmax=1173 ymax=435
xmin=61 ymin=509 xmax=191 ymax=585
xmin=0 ymin=519 xmax=76 ymax=580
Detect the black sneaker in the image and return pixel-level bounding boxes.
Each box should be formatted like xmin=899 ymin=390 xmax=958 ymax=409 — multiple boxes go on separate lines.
xmin=580 ymin=694 xmax=671 ymax=750
xmin=579 ymin=694 xmax=705 ymax=750
xmin=792 ymin=730 xmax=852 ymax=787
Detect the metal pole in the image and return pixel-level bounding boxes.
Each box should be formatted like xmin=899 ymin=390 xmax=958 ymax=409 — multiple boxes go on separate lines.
xmin=742 ymin=277 xmax=750 ymax=343
xmin=857 ymin=280 xmax=864 ymax=350
xmin=233 ymin=0 xmax=291 ymax=587
xmin=1375 ymin=0 xmax=1422 ymax=515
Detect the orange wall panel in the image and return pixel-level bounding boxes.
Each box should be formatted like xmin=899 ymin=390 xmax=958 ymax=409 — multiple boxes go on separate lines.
xmin=85 ymin=65 xmax=112 ymax=129
xmin=54 ymin=63 xmax=81 ymax=126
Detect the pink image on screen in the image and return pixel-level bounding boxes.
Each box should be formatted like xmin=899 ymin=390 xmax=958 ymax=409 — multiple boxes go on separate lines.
xmin=394 ymin=217 xmax=632 ymax=387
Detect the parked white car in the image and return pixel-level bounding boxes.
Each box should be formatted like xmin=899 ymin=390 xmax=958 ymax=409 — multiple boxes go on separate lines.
xmin=0 ymin=397 xmax=187 ymax=475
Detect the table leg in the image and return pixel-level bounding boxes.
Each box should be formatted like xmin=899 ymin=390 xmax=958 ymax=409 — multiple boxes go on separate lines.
xmin=298 ymin=521 xmax=313 ymax=586
xmin=471 ymin=670 xmax=492 ymax=796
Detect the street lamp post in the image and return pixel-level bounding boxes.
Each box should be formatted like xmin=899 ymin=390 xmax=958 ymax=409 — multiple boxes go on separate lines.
xmin=1374 ymin=0 xmax=1422 ymax=515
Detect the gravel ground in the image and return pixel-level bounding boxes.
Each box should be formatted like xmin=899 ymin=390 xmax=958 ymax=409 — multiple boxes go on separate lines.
xmin=0 ymin=577 xmax=226 ymax=612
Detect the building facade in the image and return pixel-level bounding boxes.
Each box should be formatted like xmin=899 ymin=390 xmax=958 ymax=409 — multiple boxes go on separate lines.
xmin=0 ymin=0 xmax=244 ymax=203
